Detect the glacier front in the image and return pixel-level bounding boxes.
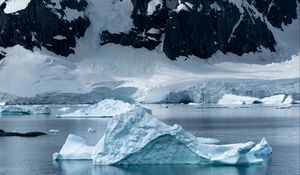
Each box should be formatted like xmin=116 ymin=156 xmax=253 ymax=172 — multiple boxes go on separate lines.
xmin=54 ymin=104 xmax=272 ymax=165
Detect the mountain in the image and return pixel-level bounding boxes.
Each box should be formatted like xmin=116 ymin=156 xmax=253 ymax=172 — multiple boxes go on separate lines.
xmin=0 ymin=0 xmax=299 ymax=104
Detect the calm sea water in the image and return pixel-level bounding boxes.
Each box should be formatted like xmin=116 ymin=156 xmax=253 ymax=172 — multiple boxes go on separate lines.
xmin=0 ymin=105 xmax=299 ymax=175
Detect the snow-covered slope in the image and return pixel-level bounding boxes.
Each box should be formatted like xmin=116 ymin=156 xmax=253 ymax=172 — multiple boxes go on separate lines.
xmin=0 ymin=0 xmax=299 ymax=104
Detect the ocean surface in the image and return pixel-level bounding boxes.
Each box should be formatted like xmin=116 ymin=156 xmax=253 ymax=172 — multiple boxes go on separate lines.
xmin=0 ymin=104 xmax=299 ymax=175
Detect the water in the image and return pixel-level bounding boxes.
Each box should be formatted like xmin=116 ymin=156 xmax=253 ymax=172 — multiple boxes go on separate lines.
xmin=0 ymin=105 xmax=299 ymax=175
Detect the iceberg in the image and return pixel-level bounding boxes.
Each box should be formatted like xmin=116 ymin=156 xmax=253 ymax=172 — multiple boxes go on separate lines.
xmin=218 ymin=94 xmax=260 ymax=105
xmin=250 ymin=138 xmax=272 ymax=155
xmin=53 ymin=134 xmax=93 ymax=160
xmin=59 ymin=99 xmax=135 ymax=118
xmin=261 ymin=94 xmax=292 ymax=105
xmin=54 ymin=106 xmax=272 ymax=165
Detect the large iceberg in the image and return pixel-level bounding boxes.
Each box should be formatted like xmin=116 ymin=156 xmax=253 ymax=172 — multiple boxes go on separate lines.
xmin=59 ymin=99 xmax=135 ymax=118
xmin=218 ymin=94 xmax=260 ymax=105
xmin=217 ymin=94 xmax=293 ymax=106
xmin=54 ymin=106 xmax=272 ymax=165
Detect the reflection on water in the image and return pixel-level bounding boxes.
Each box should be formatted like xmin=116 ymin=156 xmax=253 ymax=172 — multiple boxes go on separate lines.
xmin=54 ymin=158 xmax=271 ymax=175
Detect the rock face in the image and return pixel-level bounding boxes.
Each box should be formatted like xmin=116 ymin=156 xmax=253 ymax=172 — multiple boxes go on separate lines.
xmin=101 ymin=0 xmax=169 ymax=50
xmin=0 ymin=0 xmax=90 ymax=56
xmin=0 ymin=0 xmax=298 ymax=59
xmin=248 ymin=0 xmax=299 ymax=29
xmin=100 ymin=0 xmax=298 ymax=59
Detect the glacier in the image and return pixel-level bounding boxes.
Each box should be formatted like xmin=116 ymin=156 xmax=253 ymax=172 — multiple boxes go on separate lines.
xmin=59 ymin=99 xmax=135 ymax=118
xmin=0 ymin=105 xmax=51 ymax=115
xmin=54 ymin=105 xmax=272 ymax=165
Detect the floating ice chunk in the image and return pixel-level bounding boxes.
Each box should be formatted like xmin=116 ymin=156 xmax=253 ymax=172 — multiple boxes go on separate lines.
xmin=218 ymin=94 xmax=260 ymax=105
xmin=88 ymin=128 xmax=96 ymax=132
xmin=53 ymin=134 xmax=93 ymax=160
xmin=250 ymin=138 xmax=272 ymax=155
xmin=0 ymin=102 xmax=6 ymax=106
xmin=49 ymin=129 xmax=60 ymax=133
xmin=92 ymin=107 xmax=266 ymax=165
xmin=261 ymin=94 xmax=292 ymax=105
xmin=60 ymin=99 xmax=135 ymax=118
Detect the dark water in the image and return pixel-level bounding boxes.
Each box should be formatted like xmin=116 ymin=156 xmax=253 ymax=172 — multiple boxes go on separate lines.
xmin=0 ymin=105 xmax=299 ymax=175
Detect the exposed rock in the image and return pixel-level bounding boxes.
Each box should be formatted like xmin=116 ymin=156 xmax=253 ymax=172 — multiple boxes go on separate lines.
xmin=0 ymin=129 xmax=46 ymax=137
xmin=248 ymin=0 xmax=299 ymax=29
xmin=0 ymin=0 xmax=90 ymax=56
xmin=100 ymin=0 xmax=169 ymax=50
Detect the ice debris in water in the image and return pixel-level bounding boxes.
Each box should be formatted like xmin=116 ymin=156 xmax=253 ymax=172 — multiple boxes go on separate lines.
xmin=54 ymin=102 xmax=272 ymax=165
xmin=59 ymin=99 xmax=135 ymax=118
xmin=88 ymin=128 xmax=96 ymax=132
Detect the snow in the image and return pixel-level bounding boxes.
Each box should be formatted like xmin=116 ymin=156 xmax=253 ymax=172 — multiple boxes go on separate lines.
xmin=53 ymin=134 xmax=93 ymax=160
xmin=175 ymin=4 xmax=188 ymax=13
xmin=2 ymin=0 xmax=31 ymax=14
xmin=54 ymin=106 xmax=271 ymax=164
xmin=63 ymin=7 xmax=85 ymax=22
xmin=210 ymin=2 xmax=221 ymax=11
xmin=53 ymin=35 xmax=67 ymax=40
xmin=60 ymin=99 xmax=135 ymax=117
xmin=218 ymin=94 xmax=260 ymax=105
xmin=146 ymin=28 xmax=160 ymax=34
xmin=147 ymin=0 xmax=163 ymax=15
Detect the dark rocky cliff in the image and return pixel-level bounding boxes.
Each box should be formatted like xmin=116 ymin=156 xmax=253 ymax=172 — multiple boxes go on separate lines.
xmin=0 ymin=0 xmax=298 ymax=60
xmin=0 ymin=0 xmax=90 ymax=56
xmin=101 ymin=0 xmax=298 ymax=59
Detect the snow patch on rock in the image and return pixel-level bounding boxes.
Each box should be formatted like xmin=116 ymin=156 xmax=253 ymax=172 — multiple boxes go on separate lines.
xmin=3 ymin=0 xmax=31 ymax=14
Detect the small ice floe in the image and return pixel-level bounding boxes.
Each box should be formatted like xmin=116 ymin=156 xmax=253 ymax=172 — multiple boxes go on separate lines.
xmin=0 ymin=102 xmax=6 ymax=106
xmin=48 ymin=129 xmax=60 ymax=133
xmin=59 ymin=99 xmax=135 ymax=118
xmin=54 ymin=105 xmax=272 ymax=165
xmin=188 ymin=102 xmax=201 ymax=106
xmin=274 ymin=105 xmax=293 ymax=109
xmin=87 ymin=128 xmax=96 ymax=133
